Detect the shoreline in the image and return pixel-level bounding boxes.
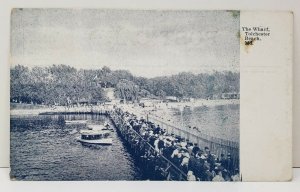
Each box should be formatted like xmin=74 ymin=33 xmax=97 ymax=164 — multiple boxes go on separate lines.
xmin=10 ymin=99 xmax=240 ymax=143
xmin=10 ymin=99 xmax=239 ymax=116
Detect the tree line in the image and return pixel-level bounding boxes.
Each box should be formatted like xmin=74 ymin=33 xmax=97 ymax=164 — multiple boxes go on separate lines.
xmin=11 ymin=64 xmax=239 ymax=105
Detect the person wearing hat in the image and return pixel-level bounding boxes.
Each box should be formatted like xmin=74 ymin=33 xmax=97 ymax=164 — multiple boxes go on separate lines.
xmin=212 ymin=169 xmax=225 ymax=182
xmin=191 ymin=151 xmax=206 ymax=181
xmin=186 ymin=142 xmax=193 ymax=155
xmin=180 ymin=152 xmax=190 ymax=173
xmin=154 ymin=137 xmax=160 ymax=152
xmin=180 ymin=140 xmax=188 ymax=149
xmin=204 ymin=147 xmax=215 ymax=171
xmin=220 ymin=153 xmax=227 ymax=168
xmin=139 ymin=122 xmax=147 ymax=135
xmin=188 ymin=153 xmax=197 ymax=173
xmin=158 ymin=136 xmax=165 ymax=154
xmin=226 ymin=153 xmax=234 ymax=173
xmin=149 ymin=135 xmax=156 ymax=147
xmin=171 ymin=144 xmax=181 ymax=158
xmin=162 ymin=142 xmax=174 ymax=160
xmin=231 ymin=168 xmax=240 ymax=181
xmin=204 ymin=146 xmax=209 ymax=154
xmin=222 ymin=169 xmax=232 ymax=181
xmin=220 ymin=153 xmax=232 ymax=173
xmin=187 ymin=170 xmax=196 ymax=181
xmin=192 ymin=144 xmax=200 ymax=156
xmin=173 ymin=152 xmax=183 ymax=167
xmin=154 ymin=124 xmax=161 ymax=134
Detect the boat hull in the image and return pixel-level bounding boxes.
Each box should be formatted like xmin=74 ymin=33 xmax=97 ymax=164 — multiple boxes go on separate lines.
xmin=76 ymin=137 xmax=113 ymax=145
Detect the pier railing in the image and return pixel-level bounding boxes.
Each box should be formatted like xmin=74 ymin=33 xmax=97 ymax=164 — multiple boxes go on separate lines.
xmin=147 ymin=114 xmax=239 ymax=168
xmin=39 ymin=107 xmax=110 ymax=116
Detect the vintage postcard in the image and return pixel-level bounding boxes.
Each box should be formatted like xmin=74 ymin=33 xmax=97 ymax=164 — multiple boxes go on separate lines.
xmin=9 ymin=9 xmax=292 ymax=181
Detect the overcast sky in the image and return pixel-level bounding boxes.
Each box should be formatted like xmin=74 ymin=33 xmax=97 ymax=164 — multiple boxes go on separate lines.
xmin=11 ymin=9 xmax=239 ymax=78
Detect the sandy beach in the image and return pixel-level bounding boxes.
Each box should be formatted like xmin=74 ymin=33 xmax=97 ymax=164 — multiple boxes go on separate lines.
xmin=119 ymin=99 xmax=239 ymax=122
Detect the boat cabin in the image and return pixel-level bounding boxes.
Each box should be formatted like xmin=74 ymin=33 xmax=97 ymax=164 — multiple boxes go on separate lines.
xmin=80 ymin=130 xmax=110 ymax=140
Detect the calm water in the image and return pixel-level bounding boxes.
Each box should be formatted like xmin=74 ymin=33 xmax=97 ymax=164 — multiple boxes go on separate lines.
xmin=10 ymin=114 xmax=142 ymax=181
xmin=171 ymin=104 xmax=240 ymax=142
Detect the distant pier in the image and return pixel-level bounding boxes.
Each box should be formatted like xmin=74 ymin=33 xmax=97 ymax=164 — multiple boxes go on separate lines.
xmin=39 ymin=110 xmax=109 ymax=116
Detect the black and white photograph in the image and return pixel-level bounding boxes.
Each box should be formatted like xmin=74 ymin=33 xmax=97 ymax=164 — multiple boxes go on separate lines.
xmin=10 ymin=9 xmax=240 ymax=181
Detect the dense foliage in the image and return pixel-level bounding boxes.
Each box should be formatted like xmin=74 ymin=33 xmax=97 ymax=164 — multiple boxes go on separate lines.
xmin=11 ymin=64 xmax=239 ymax=105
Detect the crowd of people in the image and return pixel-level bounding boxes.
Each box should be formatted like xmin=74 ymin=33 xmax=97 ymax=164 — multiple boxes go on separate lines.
xmin=111 ymin=108 xmax=240 ymax=182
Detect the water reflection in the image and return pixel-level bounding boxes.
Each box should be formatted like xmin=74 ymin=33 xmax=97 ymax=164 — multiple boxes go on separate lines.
xmin=10 ymin=114 xmax=142 ymax=181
